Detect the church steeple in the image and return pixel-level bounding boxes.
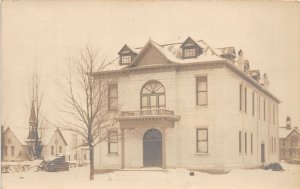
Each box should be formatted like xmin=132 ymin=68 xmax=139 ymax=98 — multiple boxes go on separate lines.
xmin=26 ymin=102 xmax=38 ymax=141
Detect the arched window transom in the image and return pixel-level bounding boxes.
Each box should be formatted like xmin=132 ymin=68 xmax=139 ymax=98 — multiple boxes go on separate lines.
xmin=141 ymin=81 xmax=165 ymax=109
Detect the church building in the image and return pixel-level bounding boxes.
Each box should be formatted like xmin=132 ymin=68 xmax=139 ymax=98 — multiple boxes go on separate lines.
xmin=2 ymin=103 xmax=67 ymax=161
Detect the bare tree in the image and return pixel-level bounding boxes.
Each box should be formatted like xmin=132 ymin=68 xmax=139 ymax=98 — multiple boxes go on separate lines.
xmin=61 ymin=46 xmax=116 ymax=180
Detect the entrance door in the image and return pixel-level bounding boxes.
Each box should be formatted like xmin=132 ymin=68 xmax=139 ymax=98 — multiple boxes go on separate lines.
xmin=143 ymin=129 xmax=162 ymax=167
xmin=261 ymin=143 xmax=265 ymax=163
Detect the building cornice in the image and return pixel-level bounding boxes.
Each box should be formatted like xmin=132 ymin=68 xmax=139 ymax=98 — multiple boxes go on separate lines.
xmin=92 ymin=60 xmax=281 ymax=103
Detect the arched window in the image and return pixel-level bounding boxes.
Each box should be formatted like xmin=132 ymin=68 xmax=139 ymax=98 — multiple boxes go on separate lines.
xmin=141 ymin=81 xmax=165 ymax=109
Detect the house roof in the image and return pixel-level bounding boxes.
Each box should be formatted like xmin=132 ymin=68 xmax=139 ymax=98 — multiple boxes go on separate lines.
xmin=279 ymin=127 xmax=300 ymax=139
xmin=42 ymin=127 xmax=68 ymax=146
xmin=100 ymin=38 xmax=224 ymax=71
xmin=4 ymin=127 xmax=27 ymax=145
xmin=92 ymin=37 xmax=281 ymax=103
xmin=3 ymin=126 xmax=68 ymax=146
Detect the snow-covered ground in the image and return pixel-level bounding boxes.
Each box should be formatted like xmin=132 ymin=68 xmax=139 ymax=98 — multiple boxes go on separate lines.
xmin=2 ymin=163 xmax=300 ymax=189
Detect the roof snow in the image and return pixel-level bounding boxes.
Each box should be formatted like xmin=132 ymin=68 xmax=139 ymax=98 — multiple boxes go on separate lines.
xmin=102 ymin=38 xmax=233 ymax=72
xmin=4 ymin=126 xmax=68 ymax=146
xmin=279 ymin=127 xmax=299 ymax=139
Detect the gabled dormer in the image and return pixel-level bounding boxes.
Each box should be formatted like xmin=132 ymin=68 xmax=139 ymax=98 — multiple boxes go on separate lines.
xmin=118 ymin=44 xmax=138 ymax=65
xmin=180 ymin=37 xmax=203 ymax=59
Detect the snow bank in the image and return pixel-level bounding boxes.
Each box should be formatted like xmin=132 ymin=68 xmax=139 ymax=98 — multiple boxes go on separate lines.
xmin=2 ymin=163 xmax=300 ymax=189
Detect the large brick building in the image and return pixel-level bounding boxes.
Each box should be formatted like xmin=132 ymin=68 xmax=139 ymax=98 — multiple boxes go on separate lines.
xmin=92 ymin=37 xmax=280 ymax=171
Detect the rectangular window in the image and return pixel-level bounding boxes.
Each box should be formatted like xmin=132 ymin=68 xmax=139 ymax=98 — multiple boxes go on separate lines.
xmin=196 ymin=77 xmax=208 ymax=106
xmin=239 ymin=131 xmax=242 ymax=153
xmin=244 ymin=87 xmax=247 ymax=113
xmin=59 ymin=146 xmax=62 ymax=153
xmin=264 ymin=99 xmax=266 ymax=121
xmin=108 ymin=84 xmax=118 ymax=110
xmin=74 ymin=154 xmax=77 ymax=160
xmin=245 ymin=132 xmax=247 ymax=154
xmin=239 ymin=84 xmax=243 ymax=111
xmin=4 ymin=146 xmax=8 ymax=156
xmin=196 ymin=129 xmax=208 ymax=153
xmin=271 ymin=137 xmax=273 ymax=154
xmin=273 ymin=104 xmax=275 ymax=124
xmin=258 ymin=95 xmax=260 ymax=119
xmin=11 ymin=146 xmax=14 ymax=156
xmin=141 ymin=95 xmax=148 ymax=109
xmin=251 ymin=133 xmax=253 ymax=154
xmin=184 ymin=48 xmax=196 ymax=58
xmin=150 ymin=95 xmax=157 ymax=108
xmin=274 ymin=138 xmax=276 ymax=153
xmin=121 ymin=55 xmax=131 ymax=64
xmin=252 ymin=91 xmax=255 ymax=116
xmin=108 ymin=131 xmax=118 ymax=154
xmin=51 ymin=146 xmax=54 ymax=155
xmin=158 ymin=95 xmax=165 ymax=108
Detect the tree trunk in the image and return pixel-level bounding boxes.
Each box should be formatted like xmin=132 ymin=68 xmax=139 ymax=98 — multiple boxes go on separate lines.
xmin=89 ymin=146 xmax=94 ymax=180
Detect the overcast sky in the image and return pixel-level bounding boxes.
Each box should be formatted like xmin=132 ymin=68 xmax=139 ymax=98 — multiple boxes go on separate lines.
xmin=1 ymin=1 xmax=299 ymax=129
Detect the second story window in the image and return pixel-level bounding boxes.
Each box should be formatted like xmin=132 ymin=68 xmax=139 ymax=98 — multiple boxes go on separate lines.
xmin=196 ymin=77 xmax=208 ymax=106
xmin=108 ymin=84 xmax=118 ymax=110
xmin=183 ymin=48 xmax=196 ymax=58
xmin=141 ymin=81 xmax=165 ymax=109
xmin=121 ymin=55 xmax=131 ymax=64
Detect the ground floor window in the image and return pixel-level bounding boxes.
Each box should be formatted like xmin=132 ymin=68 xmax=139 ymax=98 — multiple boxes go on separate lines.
xmin=4 ymin=146 xmax=8 ymax=156
xmin=245 ymin=132 xmax=247 ymax=154
xmin=108 ymin=131 xmax=118 ymax=154
xmin=251 ymin=133 xmax=253 ymax=154
xmin=196 ymin=128 xmax=208 ymax=153
xmin=11 ymin=146 xmax=14 ymax=156
xmin=239 ymin=131 xmax=242 ymax=153
xmin=51 ymin=146 xmax=54 ymax=155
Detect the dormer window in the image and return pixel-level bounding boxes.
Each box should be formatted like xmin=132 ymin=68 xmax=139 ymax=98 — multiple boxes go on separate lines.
xmin=118 ymin=44 xmax=137 ymax=65
xmin=180 ymin=37 xmax=202 ymax=59
xmin=121 ymin=55 xmax=131 ymax=64
xmin=183 ymin=48 xmax=196 ymax=58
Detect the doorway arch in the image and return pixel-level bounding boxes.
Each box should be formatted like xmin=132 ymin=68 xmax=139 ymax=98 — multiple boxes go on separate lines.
xmin=143 ymin=129 xmax=162 ymax=167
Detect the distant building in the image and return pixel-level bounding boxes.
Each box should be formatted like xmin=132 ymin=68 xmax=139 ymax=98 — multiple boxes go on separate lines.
xmin=2 ymin=103 xmax=68 ymax=161
xmin=279 ymin=116 xmax=300 ymax=161
xmin=67 ymin=134 xmax=89 ymax=163
xmin=92 ymin=37 xmax=280 ymax=171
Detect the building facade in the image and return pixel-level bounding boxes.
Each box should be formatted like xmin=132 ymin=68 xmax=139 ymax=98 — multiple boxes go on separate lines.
xmin=92 ymin=37 xmax=280 ymax=171
xmin=279 ymin=116 xmax=300 ymax=161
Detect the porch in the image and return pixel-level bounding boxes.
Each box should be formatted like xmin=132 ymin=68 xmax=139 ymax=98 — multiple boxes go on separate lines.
xmin=116 ymin=109 xmax=180 ymax=169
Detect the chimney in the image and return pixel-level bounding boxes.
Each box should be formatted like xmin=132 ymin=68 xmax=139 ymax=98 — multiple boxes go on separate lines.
xmin=237 ymin=49 xmax=244 ymax=71
xmin=261 ymin=73 xmax=269 ymax=89
xmin=286 ymin=116 xmax=291 ymax=130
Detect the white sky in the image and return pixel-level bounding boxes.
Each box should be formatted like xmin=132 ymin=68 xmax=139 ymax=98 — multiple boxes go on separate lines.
xmin=1 ymin=1 xmax=299 ymax=129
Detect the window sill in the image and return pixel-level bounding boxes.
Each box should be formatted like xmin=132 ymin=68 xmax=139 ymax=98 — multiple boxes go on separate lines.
xmin=195 ymin=152 xmax=208 ymax=155
xmin=195 ymin=105 xmax=208 ymax=108
xmin=107 ymin=153 xmax=119 ymax=156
